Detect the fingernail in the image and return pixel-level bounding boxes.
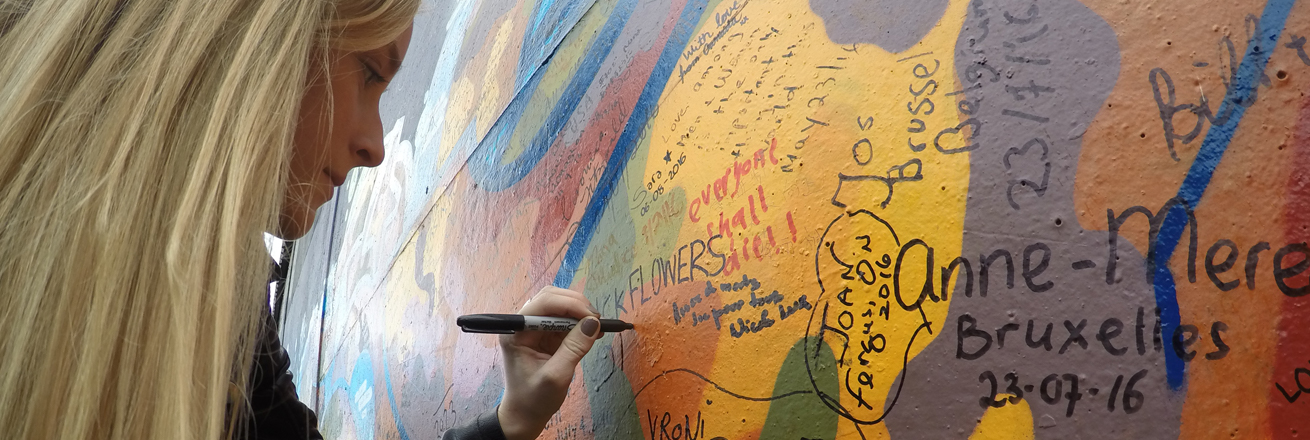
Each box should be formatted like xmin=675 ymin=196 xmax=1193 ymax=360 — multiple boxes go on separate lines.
xmin=580 ymin=317 xmax=599 ymax=338
xmin=588 ymin=304 xmax=600 ymax=315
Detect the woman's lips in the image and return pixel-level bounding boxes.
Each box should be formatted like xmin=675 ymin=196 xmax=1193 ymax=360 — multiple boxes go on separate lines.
xmin=324 ymin=169 xmax=345 ymax=187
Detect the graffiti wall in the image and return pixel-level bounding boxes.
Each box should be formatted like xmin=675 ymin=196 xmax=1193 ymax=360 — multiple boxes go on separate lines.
xmin=281 ymin=0 xmax=1310 ymax=438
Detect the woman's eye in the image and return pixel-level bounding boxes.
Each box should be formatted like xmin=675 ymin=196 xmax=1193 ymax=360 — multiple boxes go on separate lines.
xmin=361 ymin=60 xmax=386 ymax=84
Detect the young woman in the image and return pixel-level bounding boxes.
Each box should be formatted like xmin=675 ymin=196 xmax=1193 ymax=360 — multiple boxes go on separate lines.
xmin=0 ymin=1 xmax=600 ymax=439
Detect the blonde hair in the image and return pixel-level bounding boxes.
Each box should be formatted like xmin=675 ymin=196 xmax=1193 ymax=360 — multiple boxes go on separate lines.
xmin=0 ymin=0 xmax=415 ymax=439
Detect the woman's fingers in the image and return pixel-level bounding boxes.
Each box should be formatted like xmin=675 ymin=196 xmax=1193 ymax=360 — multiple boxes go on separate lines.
xmin=532 ymin=287 xmax=598 ymax=313
xmin=495 ymin=287 xmax=605 ymax=440
xmin=539 ymin=316 xmax=600 ymax=388
xmin=518 ymin=286 xmax=599 ymax=319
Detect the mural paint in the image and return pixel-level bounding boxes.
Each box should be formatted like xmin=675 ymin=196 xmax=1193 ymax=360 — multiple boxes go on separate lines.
xmin=311 ymin=0 xmax=596 ymax=355
xmin=282 ymin=0 xmax=1310 ymax=438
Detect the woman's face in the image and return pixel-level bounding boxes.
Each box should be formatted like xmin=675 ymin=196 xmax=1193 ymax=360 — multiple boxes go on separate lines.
xmin=279 ymin=26 xmax=414 ymax=239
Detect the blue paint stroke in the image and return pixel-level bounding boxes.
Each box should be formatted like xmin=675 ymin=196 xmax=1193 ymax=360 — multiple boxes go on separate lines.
xmin=315 ymin=354 xmax=379 ymax=440
xmin=519 ymin=0 xmax=579 ymax=90
xmin=1152 ymin=0 xmax=1294 ymax=390
xmin=381 ymin=348 xmax=413 ymax=440
xmin=553 ymin=0 xmax=710 ymax=287
xmin=530 ymin=0 xmax=561 ymax=39
xmin=350 ymin=353 xmax=377 ymax=440
xmin=469 ymin=0 xmax=638 ymax=191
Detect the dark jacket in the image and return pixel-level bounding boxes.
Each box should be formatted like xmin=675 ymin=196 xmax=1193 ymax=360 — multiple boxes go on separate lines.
xmin=245 ymin=264 xmax=506 ymax=440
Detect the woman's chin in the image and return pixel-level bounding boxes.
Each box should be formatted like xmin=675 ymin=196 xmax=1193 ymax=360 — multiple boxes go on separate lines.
xmin=275 ymin=208 xmax=316 ymax=240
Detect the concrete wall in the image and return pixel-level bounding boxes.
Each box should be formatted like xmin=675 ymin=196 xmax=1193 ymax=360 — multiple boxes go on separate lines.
xmin=282 ymin=0 xmax=1310 ymax=438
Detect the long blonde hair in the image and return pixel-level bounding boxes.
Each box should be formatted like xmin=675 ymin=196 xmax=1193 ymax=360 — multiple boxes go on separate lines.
xmin=0 ymin=0 xmax=416 ymax=438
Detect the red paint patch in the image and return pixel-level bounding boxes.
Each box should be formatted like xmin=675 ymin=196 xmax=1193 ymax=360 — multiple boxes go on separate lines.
xmin=1271 ymin=92 xmax=1310 ymax=439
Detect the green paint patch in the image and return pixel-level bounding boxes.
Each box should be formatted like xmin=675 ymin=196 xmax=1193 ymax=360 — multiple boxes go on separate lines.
xmin=632 ymin=187 xmax=687 ymax=265
xmin=581 ymin=337 xmax=644 ymax=439
xmin=759 ymin=337 xmax=838 ymax=440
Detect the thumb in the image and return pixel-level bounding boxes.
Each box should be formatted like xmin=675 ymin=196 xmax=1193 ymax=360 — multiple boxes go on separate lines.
xmin=540 ymin=317 xmax=600 ymax=382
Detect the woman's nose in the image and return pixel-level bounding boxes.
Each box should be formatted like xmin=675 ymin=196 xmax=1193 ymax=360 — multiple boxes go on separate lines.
xmin=354 ymin=140 xmax=384 ymax=168
xmin=352 ymin=116 xmax=386 ymax=168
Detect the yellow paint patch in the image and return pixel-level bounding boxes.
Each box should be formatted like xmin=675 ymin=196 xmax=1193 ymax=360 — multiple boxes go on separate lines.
xmin=439 ymin=77 xmax=478 ymax=162
xmin=626 ymin=0 xmax=972 ymax=437
xmin=477 ymin=18 xmax=517 ymax=134
xmin=970 ymin=394 xmax=1035 ymax=440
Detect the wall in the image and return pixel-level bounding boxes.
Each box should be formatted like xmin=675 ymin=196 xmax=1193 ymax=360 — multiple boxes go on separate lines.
xmin=281 ymin=0 xmax=1310 ymax=438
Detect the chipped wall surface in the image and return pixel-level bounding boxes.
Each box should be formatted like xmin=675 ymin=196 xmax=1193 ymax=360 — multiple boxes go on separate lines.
xmin=281 ymin=0 xmax=1310 ymax=438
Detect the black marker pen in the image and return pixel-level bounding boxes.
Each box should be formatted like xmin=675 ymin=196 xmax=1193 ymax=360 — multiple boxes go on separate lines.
xmin=456 ymin=314 xmax=635 ymax=334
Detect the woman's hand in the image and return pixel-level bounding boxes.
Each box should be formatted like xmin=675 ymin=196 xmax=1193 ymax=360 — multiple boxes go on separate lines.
xmin=497 ymin=286 xmax=601 ymax=440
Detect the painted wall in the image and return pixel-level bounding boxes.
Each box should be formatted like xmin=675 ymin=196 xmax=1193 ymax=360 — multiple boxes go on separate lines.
xmin=281 ymin=0 xmax=1310 ymax=438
